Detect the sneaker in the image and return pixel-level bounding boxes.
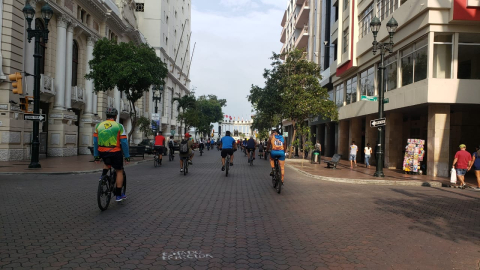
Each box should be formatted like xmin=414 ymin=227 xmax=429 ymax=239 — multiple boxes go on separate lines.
xmin=116 ymin=195 xmax=123 ymax=202
xmin=270 ymin=171 xmax=274 ymax=176
xmin=121 ymin=193 xmax=127 ymax=200
xmin=221 ymin=166 xmax=225 ymax=171
xmin=188 ymin=160 xmax=193 ymax=165
xmin=180 ymin=168 xmax=184 ymax=172
xmin=230 ymin=163 xmax=233 ymax=166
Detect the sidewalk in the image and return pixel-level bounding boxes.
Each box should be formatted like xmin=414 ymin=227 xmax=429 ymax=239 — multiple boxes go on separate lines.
xmin=286 ymin=157 xmax=478 ymax=188
xmin=0 ymin=155 xmax=152 ymax=175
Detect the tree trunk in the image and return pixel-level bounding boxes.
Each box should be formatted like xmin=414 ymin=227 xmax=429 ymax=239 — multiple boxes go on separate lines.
xmin=128 ymin=99 xmax=137 ymax=146
xmin=288 ymin=120 xmax=296 ymax=159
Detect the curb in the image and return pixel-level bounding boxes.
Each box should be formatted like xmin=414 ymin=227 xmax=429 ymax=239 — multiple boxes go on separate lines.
xmin=286 ymin=164 xmax=443 ymax=187
xmin=0 ymin=159 xmax=151 ymax=176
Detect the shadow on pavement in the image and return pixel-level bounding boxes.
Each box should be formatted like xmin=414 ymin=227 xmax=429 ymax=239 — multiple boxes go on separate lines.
xmin=374 ymin=188 xmax=480 ymax=245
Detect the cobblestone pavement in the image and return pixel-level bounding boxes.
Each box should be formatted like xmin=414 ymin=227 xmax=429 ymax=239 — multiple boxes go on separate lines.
xmin=1 ymin=149 xmax=480 ymax=269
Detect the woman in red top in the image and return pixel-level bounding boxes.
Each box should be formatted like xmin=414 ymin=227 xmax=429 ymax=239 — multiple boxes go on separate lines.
xmin=154 ymin=131 xmax=166 ymax=165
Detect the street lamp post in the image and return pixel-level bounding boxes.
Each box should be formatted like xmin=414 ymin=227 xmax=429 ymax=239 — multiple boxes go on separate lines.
xmin=370 ymin=17 xmax=398 ymax=177
xmin=23 ymin=1 xmax=54 ymax=168
xmin=152 ymin=85 xmax=164 ymax=132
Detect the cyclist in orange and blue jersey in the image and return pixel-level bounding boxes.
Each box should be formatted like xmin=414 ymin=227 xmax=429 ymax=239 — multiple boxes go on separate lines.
xmin=268 ymin=129 xmax=287 ymax=184
xmin=94 ymin=107 xmax=130 ymax=202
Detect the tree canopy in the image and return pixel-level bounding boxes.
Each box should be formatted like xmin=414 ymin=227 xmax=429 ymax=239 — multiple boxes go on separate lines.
xmin=85 ymin=38 xmax=168 ymax=143
xmin=248 ymin=49 xmax=338 ymax=157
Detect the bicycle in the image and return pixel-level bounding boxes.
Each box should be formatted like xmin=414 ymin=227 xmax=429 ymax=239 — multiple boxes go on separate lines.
xmin=97 ymin=166 xmax=127 ymax=211
xmin=271 ymin=157 xmax=282 ymax=194
xmin=153 ymin=149 xmax=161 ymax=167
xmin=248 ymin=150 xmax=254 ymax=166
xmin=264 ymin=150 xmax=269 ymax=160
xmin=181 ymin=157 xmax=189 ymax=175
xmin=169 ymin=148 xmax=175 ymax=161
xmin=225 ymin=154 xmax=231 ymax=177
xmin=200 ymin=146 xmax=204 ymax=156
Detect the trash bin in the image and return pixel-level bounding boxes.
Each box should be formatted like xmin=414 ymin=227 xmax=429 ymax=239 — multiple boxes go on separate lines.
xmin=314 ymin=152 xmax=320 ymax=163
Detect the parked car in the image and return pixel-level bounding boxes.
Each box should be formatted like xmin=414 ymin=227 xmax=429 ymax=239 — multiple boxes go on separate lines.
xmin=138 ymin=139 xmax=154 ymax=154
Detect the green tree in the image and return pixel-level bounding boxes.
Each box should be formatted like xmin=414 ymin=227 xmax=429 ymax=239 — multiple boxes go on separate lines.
xmin=173 ymin=92 xmax=196 ymax=136
xmin=249 ymin=49 xmax=338 ymax=158
xmin=137 ymin=116 xmax=156 ymax=138
xmin=194 ymin=95 xmax=227 ymax=136
xmin=85 ymin=38 xmax=168 ymax=144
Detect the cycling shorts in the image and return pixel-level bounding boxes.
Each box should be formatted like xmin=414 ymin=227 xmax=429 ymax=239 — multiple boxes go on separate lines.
xmin=246 ymin=148 xmax=255 ymax=153
xmin=270 ymin=150 xmax=285 ymax=161
xmin=100 ymin=151 xmax=124 ymax=170
xmin=221 ymin=148 xmax=234 ymax=158
xmin=154 ymin=146 xmax=166 ymax=155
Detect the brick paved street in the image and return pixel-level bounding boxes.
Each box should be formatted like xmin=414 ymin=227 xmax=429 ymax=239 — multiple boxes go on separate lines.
xmin=1 ymin=149 xmax=480 ymax=269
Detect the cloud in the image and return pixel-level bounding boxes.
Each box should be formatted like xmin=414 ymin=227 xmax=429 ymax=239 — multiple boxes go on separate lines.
xmin=219 ymin=0 xmax=260 ymax=10
xmin=190 ymin=4 xmax=284 ymax=121
xmin=260 ymin=0 xmax=287 ymax=9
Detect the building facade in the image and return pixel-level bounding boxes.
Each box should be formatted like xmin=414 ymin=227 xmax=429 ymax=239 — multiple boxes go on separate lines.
xmin=283 ymin=0 xmax=480 ymax=177
xmin=0 ymin=0 xmax=152 ymax=161
xmin=135 ymin=0 xmax=192 ymax=138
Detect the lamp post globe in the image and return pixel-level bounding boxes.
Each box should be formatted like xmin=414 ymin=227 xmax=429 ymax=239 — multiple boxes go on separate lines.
xmin=22 ymin=2 xmax=35 ymax=28
xmin=369 ymin=16 xmax=381 ymax=37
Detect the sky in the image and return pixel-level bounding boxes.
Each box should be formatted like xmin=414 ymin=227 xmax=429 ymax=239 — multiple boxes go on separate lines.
xmin=190 ymin=0 xmax=285 ymax=123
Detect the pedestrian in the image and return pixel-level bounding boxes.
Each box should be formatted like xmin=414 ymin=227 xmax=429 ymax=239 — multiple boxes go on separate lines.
xmin=312 ymin=140 xmax=321 ymax=163
xmin=452 ymin=144 xmax=472 ymax=189
xmin=364 ymin=143 xmax=372 ymax=168
xmin=349 ymin=141 xmax=358 ymax=169
xmin=471 ymin=145 xmax=480 ymax=191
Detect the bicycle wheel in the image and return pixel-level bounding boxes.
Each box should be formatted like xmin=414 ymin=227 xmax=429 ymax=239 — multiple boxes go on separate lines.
xmin=226 ymin=156 xmax=230 ymax=177
xmin=275 ymin=162 xmax=282 ymax=194
xmin=183 ymin=159 xmax=187 ymax=175
xmin=154 ymin=156 xmax=158 ymax=167
xmin=121 ymin=171 xmax=127 ymax=196
xmin=97 ymin=176 xmax=111 ymax=211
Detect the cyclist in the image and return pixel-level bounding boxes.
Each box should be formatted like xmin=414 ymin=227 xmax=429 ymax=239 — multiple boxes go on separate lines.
xmin=179 ymin=133 xmax=194 ymax=172
xmin=168 ymin=135 xmax=175 ymax=158
xmin=246 ymin=136 xmax=257 ymax=161
xmin=154 ymin=131 xmax=166 ymax=165
xmin=258 ymin=140 xmax=264 ymax=159
xmin=94 ymin=107 xmax=130 ymax=202
xmin=268 ymin=129 xmax=287 ymax=185
xmin=242 ymin=138 xmax=247 ymax=155
xmin=220 ymin=131 xmax=237 ymax=171
xmin=206 ymin=138 xmax=211 ymax=150
xmin=199 ymin=137 xmax=205 ymax=153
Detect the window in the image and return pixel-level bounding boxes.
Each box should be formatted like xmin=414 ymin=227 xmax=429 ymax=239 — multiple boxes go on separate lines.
xmin=335 ymin=83 xmax=344 ymax=107
xmin=377 ymin=0 xmax=399 ymax=21
xmin=382 ymin=54 xmax=397 ymax=91
xmin=359 ymin=66 xmax=375 ymax=97
xmin=333 ymin=2 xmax=339 ymax=22
xmin=458 ymin=33 xmax=480 ymax=79
xmin=358 ymin=4 xmax=373 ymax=39
xmin=433 ymin=33 xmax=453 ymax=79
xmin=343 ymin=0 xmax=349 ymax=10
xmin=333 ymin=40 xmax=338 ymax=61
xmin=343 ymin=28 xmax=349 ymax=54
xmin=346 ymin=76 xmax=357 ymax=104
xmin=328 ymin=90 xmax=334 ymax=101
xmin=401 ymin=36 xmax=427 ymax=86
xmin=35 ymin=19 xmax=46 ymax=75
xmin=135 ymin=3 xmax=144 ymax=12
xmin=72 ymin=41 xmax=79 ymax=86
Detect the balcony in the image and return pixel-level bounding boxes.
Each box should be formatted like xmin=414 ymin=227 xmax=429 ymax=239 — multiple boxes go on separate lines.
xmin=107 ymin=96 xmax=115 ymax=108
xmin=294 ymin=25 xmax=309 ymax=50
xmin=71 ymin=86 xmax=85 ymax=104
xmin=281 ymin=10 xmax=287 ymax=27
xmin=280 ymin=44 xmax=287 ymax=60
xmin=295 ymin=1 xmax=310 ymax=29
xmin=40 ymin=74 xmax=55 ymax=97
xmin=296 ymin=0 xmax=306 ymax=5
xmin=280 ymin=27 xmax=286 ymax=43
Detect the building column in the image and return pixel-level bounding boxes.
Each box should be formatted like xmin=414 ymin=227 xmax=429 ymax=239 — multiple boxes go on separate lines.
xmin=385 ymin=112 xmax=403 ymax=169
xmin=338 ymin=120 xmax=349 ymax=159
xmin=114 ymin=87 xmax=121 ymax=117
xmin=427 ymin=104 xmax=450 ymax=177
xmin=53 ymin=15 xmax=69 ymax=111
xmin=0 ymin=0 xmax=6 ymax=80
xmin=84 ymin=37 xmax=95 ymax=115
xmin=64 ymin=23 xmax=75 ymax=109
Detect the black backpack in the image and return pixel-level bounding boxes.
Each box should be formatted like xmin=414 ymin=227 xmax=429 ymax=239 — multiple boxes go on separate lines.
xmin=180 ymin=140 xmax=189 ymax=154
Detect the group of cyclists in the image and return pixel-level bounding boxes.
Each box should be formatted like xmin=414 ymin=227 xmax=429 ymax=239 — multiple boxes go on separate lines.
xmin=93 ymin=107 xmax=287 ymax=202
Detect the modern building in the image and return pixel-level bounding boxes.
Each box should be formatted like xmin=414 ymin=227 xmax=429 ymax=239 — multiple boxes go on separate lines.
xmin=135 ymin=0 xmax=192 ymax=138
xmin=286 ymin=0 xmax=480 ymax=177
xmin=0 ymin=0 xmax=150 ymax=161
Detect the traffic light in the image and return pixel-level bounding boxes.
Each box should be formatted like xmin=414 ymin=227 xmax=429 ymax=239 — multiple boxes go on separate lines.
xmin=19 ymin=96 xmax=33 ymax=113
xmin=9 ymin=72 xmax=23 ymax=95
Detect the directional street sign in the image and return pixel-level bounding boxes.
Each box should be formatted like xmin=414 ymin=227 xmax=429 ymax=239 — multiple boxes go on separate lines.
xmin=370 ymin=117 xmax=386 ymax=127
xmin=361 ymin=95 xmax=378 ymax=102
xmin=383 ymin=98 xmax=390 ymax=104
xmin=24 ymin=114 xmax=46 ymax=122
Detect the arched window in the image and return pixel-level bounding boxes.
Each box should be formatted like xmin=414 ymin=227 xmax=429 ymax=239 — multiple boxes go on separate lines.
xmin=72 ymin=41 xmax=79 ymax=86
xmin=35 ymin=19 xmax=46 ymax=74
